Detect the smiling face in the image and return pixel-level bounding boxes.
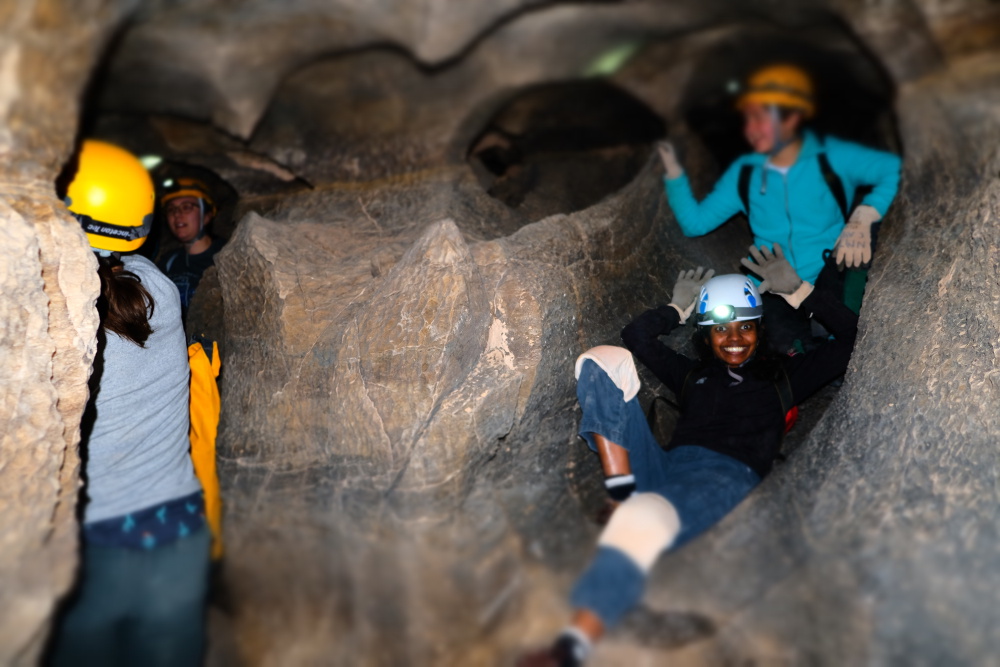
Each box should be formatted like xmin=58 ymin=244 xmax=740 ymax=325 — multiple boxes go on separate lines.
xmin=165 ymin=196 xmax=212 ymax=244
xmin=707 ymin=319 xmax=760 ymax=368
xmin=742 ymin=103 xmax=801 ymax=155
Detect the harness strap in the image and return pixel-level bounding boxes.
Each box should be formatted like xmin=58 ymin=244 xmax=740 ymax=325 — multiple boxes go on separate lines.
xmin=773 ymin=364 xmax=793 ymax=415
xmin=738 ymin=164 xmax=753 ymax=216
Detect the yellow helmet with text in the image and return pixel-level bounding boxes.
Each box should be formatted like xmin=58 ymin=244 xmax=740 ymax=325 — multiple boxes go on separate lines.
xmin=65 ymin=140 xmax=155 ymax=253
xmin=736 ymin=64 xmax=816 ymax=119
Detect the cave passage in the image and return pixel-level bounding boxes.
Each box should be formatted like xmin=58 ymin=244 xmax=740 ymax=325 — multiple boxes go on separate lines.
xmin=141 ymin=161 xmax=237 ymax=264
xmin=680 ymin=31 xmax=900 ymax=170
xmin=468 ymin=80 xmax=666 ymax=220
xmin=34 ymin=7 xmax=925 ymax=664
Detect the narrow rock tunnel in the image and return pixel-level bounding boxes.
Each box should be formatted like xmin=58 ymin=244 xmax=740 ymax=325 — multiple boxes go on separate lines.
xmin=3 ymin=1 xmax=1000 ymax=666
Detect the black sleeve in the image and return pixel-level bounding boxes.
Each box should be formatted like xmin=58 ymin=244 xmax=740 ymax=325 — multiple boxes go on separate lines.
xmin=621 ymin=305 xmax=698 ymax=395
xmin=783 ymin=288 xmax=859 ymax=403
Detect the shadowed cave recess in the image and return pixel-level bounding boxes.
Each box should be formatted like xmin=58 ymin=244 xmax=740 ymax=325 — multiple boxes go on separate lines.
xmin=3 ymin=1 xmax=1000 ymax=665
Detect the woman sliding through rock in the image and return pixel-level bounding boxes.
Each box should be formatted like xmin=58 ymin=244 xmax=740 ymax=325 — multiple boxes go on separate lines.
xmin=659 ymin=63 xmax=899 ymax=352
xmin=518 ymin=246 xmax=858 ymax=666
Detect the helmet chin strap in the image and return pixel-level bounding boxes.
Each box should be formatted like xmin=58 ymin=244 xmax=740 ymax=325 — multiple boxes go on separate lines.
xmin=760 ymin=106 xmax=796 ymax=199
xmin=766 ymin=105 xmax=792 ymax=158
xmin=186 ymin=198 xmax=208 ymax=246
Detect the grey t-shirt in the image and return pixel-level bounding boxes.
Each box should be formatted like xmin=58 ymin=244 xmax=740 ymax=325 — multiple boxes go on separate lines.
xmin=82 ymin=254 xmax=201 ymax=524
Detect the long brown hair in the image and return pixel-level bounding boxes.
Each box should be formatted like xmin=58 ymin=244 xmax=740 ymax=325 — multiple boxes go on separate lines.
xmin=96 ymin=254 xmax=155 ymax=346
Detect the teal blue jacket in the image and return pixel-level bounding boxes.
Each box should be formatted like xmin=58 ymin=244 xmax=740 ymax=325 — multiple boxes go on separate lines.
xmin=664 ymin=131 xmax=901 ymax=283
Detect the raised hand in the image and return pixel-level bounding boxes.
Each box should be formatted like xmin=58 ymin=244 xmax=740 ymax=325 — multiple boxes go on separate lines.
xmin=740 ymin=244 xmax=802 ymax=295
xmin=834 ymin=204 xmax=880 ymax=268
xmin=670 ymin=266 xmax=715 ymax=320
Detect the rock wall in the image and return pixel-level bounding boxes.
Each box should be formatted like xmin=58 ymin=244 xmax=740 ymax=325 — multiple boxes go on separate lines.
xmin=212 ymin=155 xmax=748 ymax=663
xmin=0 ymin=2 xmax=128 ymax=664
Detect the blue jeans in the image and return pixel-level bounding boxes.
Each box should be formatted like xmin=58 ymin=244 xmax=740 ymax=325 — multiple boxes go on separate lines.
xmin=571 ymin=360 xmax=762 ymax=627
xmin=576 ymin=359 xmax=760 ymax=549
xmin=48 ymin=527 xmax=210 ymax=667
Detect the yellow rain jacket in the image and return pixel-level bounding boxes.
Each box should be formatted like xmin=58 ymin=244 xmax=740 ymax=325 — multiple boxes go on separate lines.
xmin=188 ymin=339 xmax=224 ymax=560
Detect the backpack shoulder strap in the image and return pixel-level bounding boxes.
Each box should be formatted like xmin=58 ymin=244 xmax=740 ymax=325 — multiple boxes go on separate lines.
xmin=737 ymin=164 xmax=753 ymax=217
xmin=773 ymin=364 xmax=794 ymax=415
xmin=817 ymin=144 xmax=849 ymax=222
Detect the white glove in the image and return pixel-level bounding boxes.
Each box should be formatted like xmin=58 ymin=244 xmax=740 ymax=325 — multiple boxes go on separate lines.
xmin=657 ymin=141 xmax=684 ymax=180
xmin=835 ymin=204 xmax=881 ymax=268
xmin=668 ymin=266 xmax=714 ymax=322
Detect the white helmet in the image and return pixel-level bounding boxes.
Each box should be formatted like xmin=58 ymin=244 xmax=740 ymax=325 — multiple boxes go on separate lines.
xmin=696 ymin=274 xmax=763 ymax=326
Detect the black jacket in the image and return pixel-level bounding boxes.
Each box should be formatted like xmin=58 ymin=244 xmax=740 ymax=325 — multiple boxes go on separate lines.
xmin=620 ymin=289 xmax=858 ymax=478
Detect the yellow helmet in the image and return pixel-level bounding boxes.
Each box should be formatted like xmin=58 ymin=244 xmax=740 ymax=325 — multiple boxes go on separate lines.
xmin=736 ymin=64 xmax=816 ymax=119
xmin=66 ymin=140 xmax=155 ymax=253
xmin=160 ymin=177 xmax=217 ymax=218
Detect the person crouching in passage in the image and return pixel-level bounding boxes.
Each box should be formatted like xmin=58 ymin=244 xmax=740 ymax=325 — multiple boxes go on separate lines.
xmin=519 ymin=245 xmax=858 ymax=666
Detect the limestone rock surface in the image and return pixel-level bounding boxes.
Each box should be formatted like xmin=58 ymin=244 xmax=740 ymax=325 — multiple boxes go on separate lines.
xmin=0 ymin=2 xmax=123 ymax=663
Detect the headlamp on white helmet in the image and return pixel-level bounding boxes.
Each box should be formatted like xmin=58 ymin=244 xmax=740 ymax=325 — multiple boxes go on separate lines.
xmin=696 ymin=274 xmax=763 ymax=326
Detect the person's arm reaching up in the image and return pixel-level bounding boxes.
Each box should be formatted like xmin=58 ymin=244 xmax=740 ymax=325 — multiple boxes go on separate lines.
xmin=741 ymin=244 xmax=859 ymax=401
xmin=659 ymin=141 xmax=746 ymax=238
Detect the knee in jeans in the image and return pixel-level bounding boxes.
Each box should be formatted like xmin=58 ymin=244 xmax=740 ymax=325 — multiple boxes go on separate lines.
xmin=575 ymin=346 xmax=640 ymax=402
xmin=597 ymin=493 xmax=681 ymax=572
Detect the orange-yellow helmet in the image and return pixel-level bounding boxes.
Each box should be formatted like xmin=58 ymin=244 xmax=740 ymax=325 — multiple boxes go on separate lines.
xmin=160 ymin=177 xmax=217 ymax=217
xmin=736 ymin=64 xmax=815 ymax=119
xmin=66 ymin=140 xmax=155 ymax=253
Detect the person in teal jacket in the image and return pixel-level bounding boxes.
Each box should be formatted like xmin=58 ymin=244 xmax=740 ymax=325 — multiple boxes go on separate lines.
xmin=658 ymin=64 xmax=901 ymax=350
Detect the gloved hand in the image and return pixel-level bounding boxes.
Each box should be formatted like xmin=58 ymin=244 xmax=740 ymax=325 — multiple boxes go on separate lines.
xmin=835 ymin=204 xmax=881 ymax=268
xmin=669 ymin=266 xmax=714 ymax=321
xmin=740 ymin=244 xmax=814 ymax=309
xmin=657 ymin=140 xmax=684 ymax=180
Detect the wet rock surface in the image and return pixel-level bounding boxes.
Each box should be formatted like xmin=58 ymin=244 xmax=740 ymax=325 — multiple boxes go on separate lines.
xmin=2 ymin=1 xmax=1000 ymax=665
